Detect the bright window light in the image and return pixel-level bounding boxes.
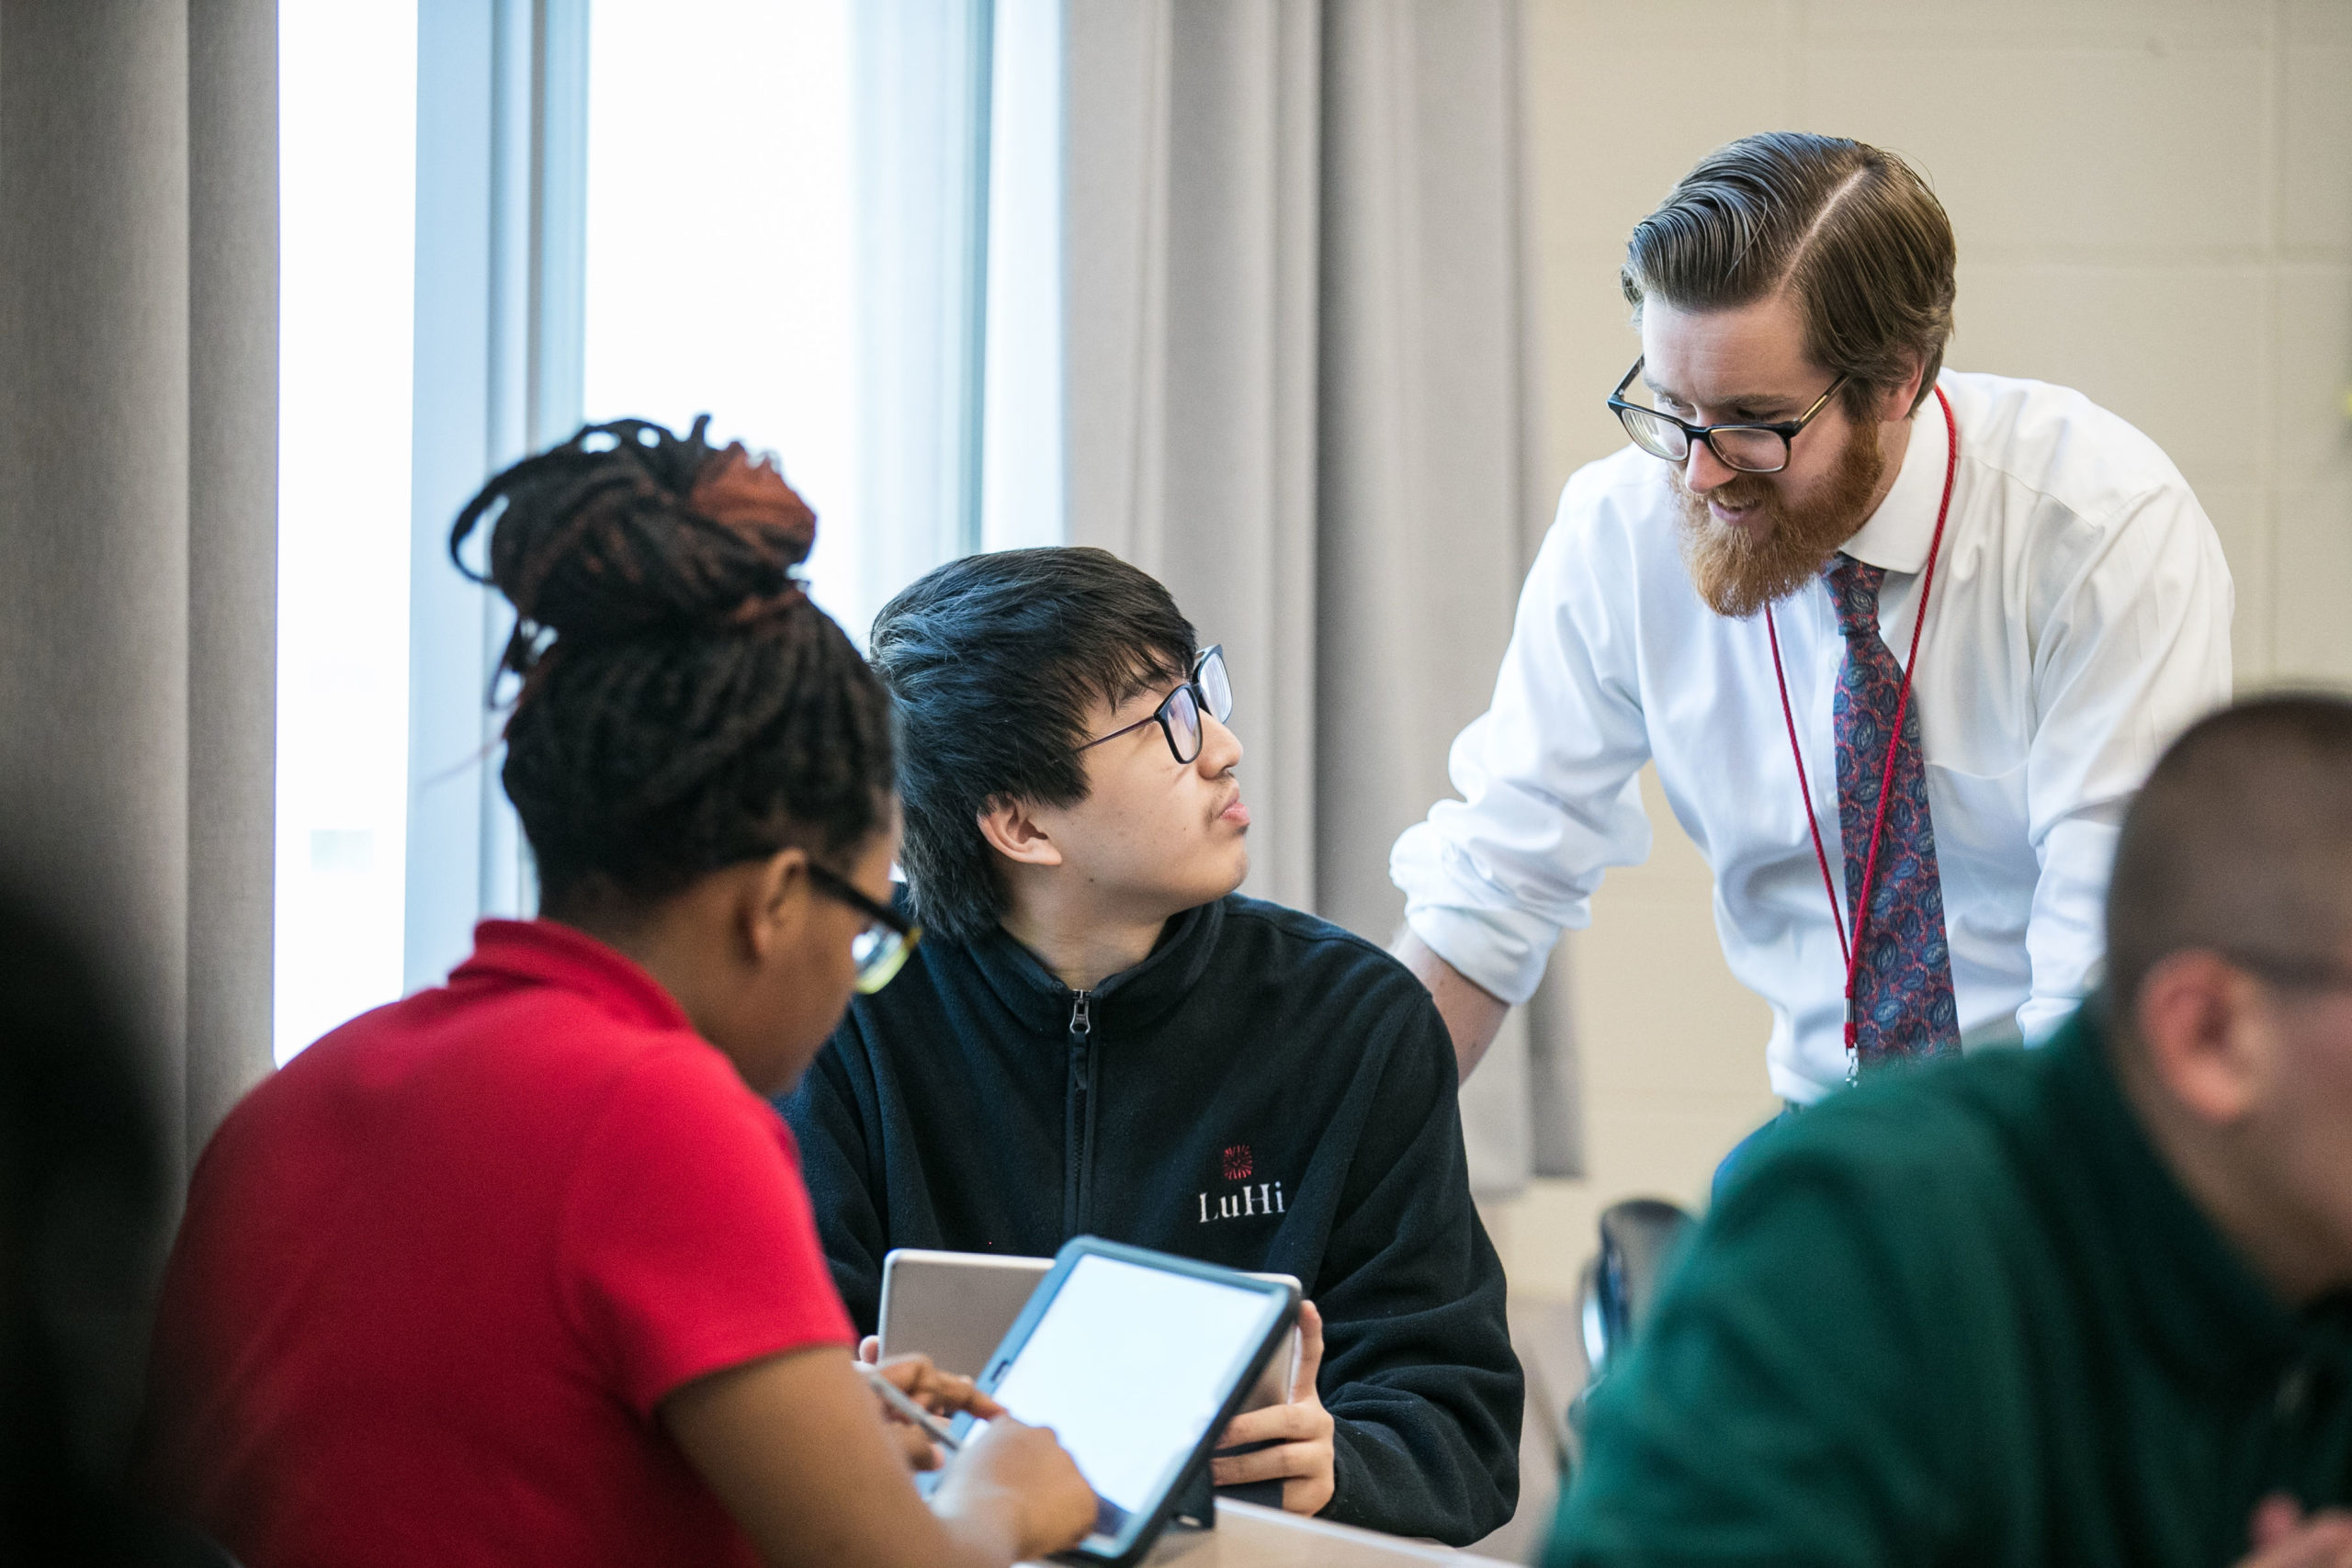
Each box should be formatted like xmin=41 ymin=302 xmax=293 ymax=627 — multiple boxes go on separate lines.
xmin=980 ymin=0 xmax=1065 ymax=554
xmin=274 ymin=0 xmax=419 ymax=1063
xmin=582 ymin=0 xmax=868 ymax=638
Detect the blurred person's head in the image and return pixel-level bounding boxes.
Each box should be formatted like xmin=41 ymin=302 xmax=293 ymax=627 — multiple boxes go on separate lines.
xmin=1614 ymin=131 xmax=1957 ymax=618
xmin=868 ymin=547 xmax=1249 ymax=945
xmin=2 ymin=877 xmax=224 ymax=1564
xmin=453 ymin=416 xmax=897 ymax=1094
xmin=2102 ymin=694 xmax=2352 ymax=1304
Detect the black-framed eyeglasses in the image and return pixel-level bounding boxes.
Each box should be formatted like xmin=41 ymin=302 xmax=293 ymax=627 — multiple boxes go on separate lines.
xmin=2220 ymin=947 xmax=2352 ymax=998
xmin=807 ymin=863 xmax=921 ymax=994
xmin=1606 ymin=355 xmax=1847 ymax=475
xmin=1073 ymin=645 xmax=1234 ymax=766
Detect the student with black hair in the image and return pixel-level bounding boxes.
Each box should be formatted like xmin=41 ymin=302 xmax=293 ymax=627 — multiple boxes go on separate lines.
xmin=780 ymin=547 xmax=1524 ymax=1547
xmin=138 ymin=421 xmax=1096 ymax=1568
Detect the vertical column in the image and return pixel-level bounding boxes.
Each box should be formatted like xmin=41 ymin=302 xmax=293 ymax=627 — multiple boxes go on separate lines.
xmin=405 ymin=0 xmax=588 ymax=989
xmin=853 ymin=0 xmax=997 ymax=627
xmin=407 ymin=0 xmax=499 ymax=991
xmin=978 ymin=0 xmax=1069 ymax=555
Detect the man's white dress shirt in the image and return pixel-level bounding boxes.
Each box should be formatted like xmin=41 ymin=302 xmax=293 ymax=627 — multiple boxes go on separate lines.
xmin=1392 ymin=371 xmax=2233 ymax=1104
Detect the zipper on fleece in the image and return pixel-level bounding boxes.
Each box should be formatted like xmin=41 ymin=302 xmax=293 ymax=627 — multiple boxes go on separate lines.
xmin=1062 ymin=989 xmax=1093 ymax=1237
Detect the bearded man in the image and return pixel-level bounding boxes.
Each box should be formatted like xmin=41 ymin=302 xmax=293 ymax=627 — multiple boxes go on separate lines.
xmin=1390 ymin=131 xmax=2233 ymax=1179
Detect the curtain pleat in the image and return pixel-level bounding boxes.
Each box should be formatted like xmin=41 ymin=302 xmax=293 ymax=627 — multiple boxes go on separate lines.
xmin=0 ymin=0 xmax=278 ymax=1186
xmin=1064 ymin=0 xmax=1578 ymax=1191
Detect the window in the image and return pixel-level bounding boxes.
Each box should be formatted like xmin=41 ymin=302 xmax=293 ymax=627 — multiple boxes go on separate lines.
xmin=274 ymin=1 xmax=1060 ymax=1059
xmin=273 ymin=0 xmax=420 ymax=1062
xmin=582 ymin=0 xmax=869 ymax=634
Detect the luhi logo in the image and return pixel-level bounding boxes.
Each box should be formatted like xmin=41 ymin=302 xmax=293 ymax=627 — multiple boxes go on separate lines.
xmin=1197 ymin=1141 xmax=1283 ymax=1224
xmin=1197 ymin=1179 xmax=1285 ymax=1224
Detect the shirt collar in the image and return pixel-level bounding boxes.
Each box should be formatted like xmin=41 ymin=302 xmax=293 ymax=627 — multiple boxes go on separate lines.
xmin=1836 ymin=387 xmax=1953 ymax=576
xmin=449 ymin=917 xmax=694 ymax=1034
xmin=961 ymin=897 xmax=1227 ymax=1035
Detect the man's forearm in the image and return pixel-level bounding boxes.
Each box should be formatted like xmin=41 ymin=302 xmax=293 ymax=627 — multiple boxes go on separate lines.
xmin=1393 ymin=931 xmax=1510 ymax=1079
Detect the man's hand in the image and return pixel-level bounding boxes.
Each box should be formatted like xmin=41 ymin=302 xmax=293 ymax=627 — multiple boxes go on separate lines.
xmin=1393 ymin=931 xmax=1510 ymax=1079
xmin=865 ymin=1352 xmax=1003 ymax=1472
xmin=2240 ymin=1494 xmax=2352 ymax=1567
xmin=1208 ymin=1300 xmax=1334 ymax=1517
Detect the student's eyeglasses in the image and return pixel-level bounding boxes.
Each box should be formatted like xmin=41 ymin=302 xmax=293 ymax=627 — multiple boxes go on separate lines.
xmin=1606 ymin=355 xmax=1847 ymax=475
xmin=807 ymin=863 xmax=921 ymax=994
xmin=1072 ymin=646 xmax=1234 ymax=766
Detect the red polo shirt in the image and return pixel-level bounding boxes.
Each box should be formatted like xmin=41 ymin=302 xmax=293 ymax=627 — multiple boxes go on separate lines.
xmin=141 ymin=919 xmax=854 ymax=1567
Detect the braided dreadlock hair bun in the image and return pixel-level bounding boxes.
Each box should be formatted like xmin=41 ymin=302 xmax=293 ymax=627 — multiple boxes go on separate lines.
xmin=450 ymin=415 xmax=894 ymax=908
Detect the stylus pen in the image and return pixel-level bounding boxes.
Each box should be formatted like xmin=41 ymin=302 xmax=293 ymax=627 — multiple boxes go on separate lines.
xmin=857 ymin=1363 xmax=964 ymax=1452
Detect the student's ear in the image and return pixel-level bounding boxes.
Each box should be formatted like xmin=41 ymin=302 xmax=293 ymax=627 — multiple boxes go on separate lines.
xmin=2136 ymin=949 xmax=2274 ymax=1126
xmin=976 ymin=796 xmax=1063 ymax=869
xmin=741 ymin=846 xmax=811 ymax=964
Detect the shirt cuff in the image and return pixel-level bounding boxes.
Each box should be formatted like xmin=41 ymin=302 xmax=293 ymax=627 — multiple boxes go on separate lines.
xmin=1404 ymin=905 xmax=1557 ymax=1008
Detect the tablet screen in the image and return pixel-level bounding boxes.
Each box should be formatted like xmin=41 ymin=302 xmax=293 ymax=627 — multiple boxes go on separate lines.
xmin=985 ymin=1253 xmax=1287 ymax=1551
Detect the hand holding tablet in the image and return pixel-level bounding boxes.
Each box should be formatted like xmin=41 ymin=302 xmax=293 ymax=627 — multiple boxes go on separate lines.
xmin=1207 ymin=1299 xmax=1333 ymax=1515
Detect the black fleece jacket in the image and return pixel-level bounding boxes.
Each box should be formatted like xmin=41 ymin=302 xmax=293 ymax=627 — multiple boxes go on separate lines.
xmin=777 ymin=894 xmax=1522 ymax=1546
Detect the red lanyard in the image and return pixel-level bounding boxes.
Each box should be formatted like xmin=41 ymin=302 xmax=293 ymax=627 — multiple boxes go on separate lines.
xmin=1764 ymin=386 xmax=1959 ymax=1085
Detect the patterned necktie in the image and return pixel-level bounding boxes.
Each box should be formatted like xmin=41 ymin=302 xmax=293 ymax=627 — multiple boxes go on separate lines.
xmin=1826 ymin=553 xmax=1960 ymax=1067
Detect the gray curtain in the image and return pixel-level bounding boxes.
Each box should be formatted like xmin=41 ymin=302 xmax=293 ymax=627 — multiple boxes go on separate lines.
xmin=0 ymin=0 xmax=278 ymax=1183
xmin=1064 ymin=0 xmax=1578 ymax=1192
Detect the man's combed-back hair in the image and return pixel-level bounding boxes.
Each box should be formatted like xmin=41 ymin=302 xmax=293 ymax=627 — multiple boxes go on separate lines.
xmin=1623 ymin=131 xmax=1956 ymax=421
xmin=869 ymin=547 xmax=1195 ymax=943
xmin=2105 ymin=694 xmax=2352 ymax=1034
xmin=451 ymin=414 xmax=894 ymax=908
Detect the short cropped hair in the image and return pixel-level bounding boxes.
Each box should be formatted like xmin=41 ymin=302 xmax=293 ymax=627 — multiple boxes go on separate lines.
xmin=1623 ymin=131 xmax=1956 ymax=421
xmin=869 ymin=547 xmax=1196 ymax=944
xmin=2105 ymin=694 xmax=2352 ymax=1031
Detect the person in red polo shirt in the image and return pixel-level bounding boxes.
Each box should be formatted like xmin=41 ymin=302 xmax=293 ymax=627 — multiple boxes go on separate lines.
xmin=137 ymin=418 xmax=1095 ymax=1568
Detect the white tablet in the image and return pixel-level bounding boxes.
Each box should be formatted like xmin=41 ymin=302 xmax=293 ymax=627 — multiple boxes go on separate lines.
xmin=878 ymin=1249 xmax=1052 ymax=1380
xmin=949 ymin=1237 xmax=1299 ymax=1565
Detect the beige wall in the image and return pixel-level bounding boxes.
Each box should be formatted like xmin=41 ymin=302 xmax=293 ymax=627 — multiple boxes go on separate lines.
xmin=1484 ymin=0 xmax=2352 ymax=1299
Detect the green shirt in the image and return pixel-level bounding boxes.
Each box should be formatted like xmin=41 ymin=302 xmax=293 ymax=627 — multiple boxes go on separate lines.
xmin=1549 ymin=1008 xmax=2352 ymax=1567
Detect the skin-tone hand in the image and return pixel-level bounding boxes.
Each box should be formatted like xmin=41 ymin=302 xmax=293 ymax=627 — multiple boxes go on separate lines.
xmin=935 ymin=1416 xmax=1103 ymax=1560
xmin=867 ymin=1352 xmax=1004 ymax=1472
xmin=2239 ymin=1495 xmax=2352 ymax=1567
xmin=1393 ymin=931 xmax=1510 ymax=1080
xmin=663 ymin=1343 xmax=1096 ymax=1568
xmin=1208 ymin=1301 xmax=1333 ymax=1516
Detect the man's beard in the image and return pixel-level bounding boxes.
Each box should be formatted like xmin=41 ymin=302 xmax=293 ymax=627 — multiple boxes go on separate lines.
xmin=1673 ymin=421 xmax=1888 ymax=619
